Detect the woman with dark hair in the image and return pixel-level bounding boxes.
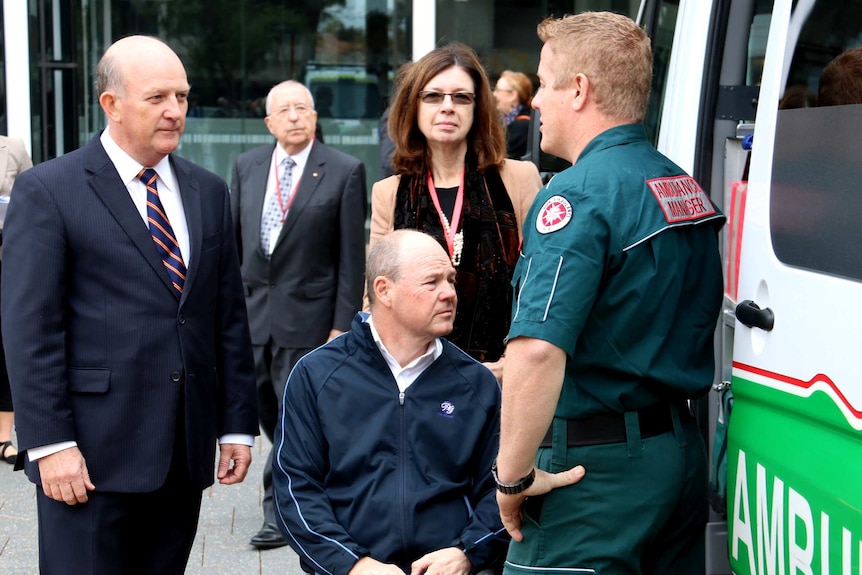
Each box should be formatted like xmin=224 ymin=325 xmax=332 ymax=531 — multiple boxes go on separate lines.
xmin=369 ymin=42 xmax=542 ymax=380
xmin=493 ymin=70 xmax=534 ymax=159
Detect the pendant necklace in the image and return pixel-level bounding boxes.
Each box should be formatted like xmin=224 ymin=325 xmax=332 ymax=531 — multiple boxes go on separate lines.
xmin=427 ymin=169 xmax=465 ymax=266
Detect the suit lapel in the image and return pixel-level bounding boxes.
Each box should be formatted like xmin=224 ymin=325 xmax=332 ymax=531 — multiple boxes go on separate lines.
xmin=172 ymin=156 xmax=200 ymax=305
xmin=249 ymin=146 xmax=274 ymax=254
xmin=274 ymin=141 xmax=325 ymax=249
xmin=85 ymin=139 xmax=178 ymax=298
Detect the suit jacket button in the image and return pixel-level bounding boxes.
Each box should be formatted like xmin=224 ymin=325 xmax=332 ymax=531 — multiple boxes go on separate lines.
xmin=171 ymin=371 xmax=182 ymax=382
xmin=178 ymin=315 xmax=186 ymax=325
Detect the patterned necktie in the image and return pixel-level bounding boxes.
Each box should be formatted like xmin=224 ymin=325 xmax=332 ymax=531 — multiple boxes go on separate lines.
xmin=138 ymin=168 xmax=187 ymax=295
xmin=260 ymin=156 xmax=296 ymax=258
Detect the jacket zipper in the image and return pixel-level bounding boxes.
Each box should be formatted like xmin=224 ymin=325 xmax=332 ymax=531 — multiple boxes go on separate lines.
xmin=398 ymin=390 xmax=408 ymax=552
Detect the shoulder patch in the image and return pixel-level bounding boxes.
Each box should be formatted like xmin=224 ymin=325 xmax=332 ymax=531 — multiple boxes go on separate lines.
xmin=646 ymin=176 xmax=717 ymax=223
xmin=536 ymin=195 xmax=573 ymax=234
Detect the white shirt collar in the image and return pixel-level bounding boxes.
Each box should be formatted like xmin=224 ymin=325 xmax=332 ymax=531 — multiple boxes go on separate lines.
xmin=365 ymin=315 xmax=443 ymax=393
xmin=275 ymin=139 xmax=313 ymax=174
xmin=100 ymin=129 xmax=178 ymax=192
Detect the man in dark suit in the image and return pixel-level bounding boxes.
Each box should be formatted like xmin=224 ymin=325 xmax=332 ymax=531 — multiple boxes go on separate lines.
xmin=1 ymin=36 xmax=258 ymax=575
xmin=230 ymin=80 xmax=367 ymax=549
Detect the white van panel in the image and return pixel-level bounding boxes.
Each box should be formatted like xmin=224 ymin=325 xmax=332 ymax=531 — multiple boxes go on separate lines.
xmin=655 ymin=1 xmax=712 ymax=173
xmin=734 ymin=0 xmax=862 ymax=424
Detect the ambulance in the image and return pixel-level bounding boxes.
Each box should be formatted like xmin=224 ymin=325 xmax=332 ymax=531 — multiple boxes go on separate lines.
xmin=642 ymin=0 xmax=862 ymax=573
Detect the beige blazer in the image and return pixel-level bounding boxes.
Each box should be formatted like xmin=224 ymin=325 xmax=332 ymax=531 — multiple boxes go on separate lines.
xmin=369 ymin=158 xmax=543 ymax=250
xmin=365 ymin=159 xmax=542 ymax=310
xmin=0 ymin=136 xmax=33 ymax=197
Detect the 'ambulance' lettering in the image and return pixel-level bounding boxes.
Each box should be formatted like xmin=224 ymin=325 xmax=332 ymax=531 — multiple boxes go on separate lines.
xmin=731 ymin=449 xmax=862 ymax=574
xmin=646 ymin=176 xmax=717 ymax=223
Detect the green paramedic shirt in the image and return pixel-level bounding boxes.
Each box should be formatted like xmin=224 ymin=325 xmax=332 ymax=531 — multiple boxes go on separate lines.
xmin=508 ymin=124 xmax=725 ymax=419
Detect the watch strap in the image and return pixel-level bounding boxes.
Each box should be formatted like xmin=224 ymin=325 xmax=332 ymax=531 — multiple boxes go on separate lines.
xmin=492 ymin=460 xmax=536 ymax=494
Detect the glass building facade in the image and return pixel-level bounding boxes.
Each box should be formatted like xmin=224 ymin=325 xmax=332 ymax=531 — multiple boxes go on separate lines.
xmin=4 ymin=0 xmax=641 ymax=191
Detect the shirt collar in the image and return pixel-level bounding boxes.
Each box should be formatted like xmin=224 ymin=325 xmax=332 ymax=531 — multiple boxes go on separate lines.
xmin=100 ymin=130 xmax=178 ymax=193
xmin=276 ymin=139 xmax=313 ymax=172
xmin=365 ymin=315 xmax=443 ymax=370
xmin=577 ymin=123 xmax=647 ymax=164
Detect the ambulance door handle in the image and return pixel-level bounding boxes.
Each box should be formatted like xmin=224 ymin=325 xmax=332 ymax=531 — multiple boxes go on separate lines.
xmin=735 ymin=300 xmax=774 ymax=331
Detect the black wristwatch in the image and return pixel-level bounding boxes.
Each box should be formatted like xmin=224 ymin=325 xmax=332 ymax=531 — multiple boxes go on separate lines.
xmin=492 ymin=460 xmax=536 ymax=494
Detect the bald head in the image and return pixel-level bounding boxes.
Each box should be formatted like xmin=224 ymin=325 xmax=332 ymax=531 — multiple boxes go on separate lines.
xmin=366 ymin=230 xmax=448 ymax=307
xmin=97 ymin=36 xmax=184 ymax=97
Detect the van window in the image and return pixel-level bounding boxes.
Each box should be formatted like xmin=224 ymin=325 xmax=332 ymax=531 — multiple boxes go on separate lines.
xmin=770 ymin=0 xmax=862 ymax=282
xmin=644 ymin=0 xmax=679 ymax=144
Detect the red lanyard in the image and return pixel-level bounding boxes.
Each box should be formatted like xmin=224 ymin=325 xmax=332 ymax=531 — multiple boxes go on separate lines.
xmin=426 ymin=169 xmax=465 ymax=260
xmin=272 ymin=154 xmax=302 ymax=223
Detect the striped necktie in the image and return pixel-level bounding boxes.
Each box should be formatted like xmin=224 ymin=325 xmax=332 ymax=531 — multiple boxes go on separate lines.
xmin=138 ymin=168 xmax=186 ymax=295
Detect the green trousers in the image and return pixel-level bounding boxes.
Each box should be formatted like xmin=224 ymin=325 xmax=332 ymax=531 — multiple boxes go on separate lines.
xmin=504 ymin=410 xmax=707 ymax=575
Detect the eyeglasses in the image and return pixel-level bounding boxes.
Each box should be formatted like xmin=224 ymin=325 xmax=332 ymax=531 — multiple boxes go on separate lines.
xmin=418 ymin=91 xmax=476 ymax=106
xmin=272 ymin=104 xmax=313 ymax=117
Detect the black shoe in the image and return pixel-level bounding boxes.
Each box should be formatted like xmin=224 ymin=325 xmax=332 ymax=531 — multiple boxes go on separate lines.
xmin=250 ymin=523 xmax=288 ymax=549
xmin=0 ymin=441 xmax=17 ymax=465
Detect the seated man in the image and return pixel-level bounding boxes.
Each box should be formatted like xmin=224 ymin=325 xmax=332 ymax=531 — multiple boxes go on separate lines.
xmin=273 ymin=229 xmax=507 ymax=575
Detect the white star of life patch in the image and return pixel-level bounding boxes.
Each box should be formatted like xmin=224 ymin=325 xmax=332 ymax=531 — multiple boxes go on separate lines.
xmin=536 ymin=195 xmax=573 ymax=234
xmin=646 ymin=175 xmax=716 ymax=223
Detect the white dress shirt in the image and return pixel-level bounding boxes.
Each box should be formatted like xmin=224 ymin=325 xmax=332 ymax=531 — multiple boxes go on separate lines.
xmin=366 ymin=316 xmax=443 ymax=393
xmin=261 ymin=140 xmax=313 ymax=256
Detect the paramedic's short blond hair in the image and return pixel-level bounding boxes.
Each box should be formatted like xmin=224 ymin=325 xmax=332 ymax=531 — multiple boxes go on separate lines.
xmin=537 ymin=12 xmax=652 ymax=123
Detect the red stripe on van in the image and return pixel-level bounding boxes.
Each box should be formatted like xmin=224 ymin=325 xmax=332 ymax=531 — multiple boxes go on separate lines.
xmin=733 ymin=361 xmax=861 ymax=419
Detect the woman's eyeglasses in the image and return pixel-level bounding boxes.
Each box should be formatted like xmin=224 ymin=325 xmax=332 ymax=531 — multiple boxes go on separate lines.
xmin=418 ymin=91 xmax=476 ymax=106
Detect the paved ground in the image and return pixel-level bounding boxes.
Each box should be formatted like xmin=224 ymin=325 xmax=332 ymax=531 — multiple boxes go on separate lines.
xmin=0 ymin=432 xmax=305 ymax=575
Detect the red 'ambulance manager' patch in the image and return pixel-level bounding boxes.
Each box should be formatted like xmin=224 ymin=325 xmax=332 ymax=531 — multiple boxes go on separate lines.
xmin=647 ymin=176 xmax=716 ymax=223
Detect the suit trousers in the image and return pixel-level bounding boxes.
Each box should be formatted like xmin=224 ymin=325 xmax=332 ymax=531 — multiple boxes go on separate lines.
xmin=255 ymin=341 xmax=314 ymax=524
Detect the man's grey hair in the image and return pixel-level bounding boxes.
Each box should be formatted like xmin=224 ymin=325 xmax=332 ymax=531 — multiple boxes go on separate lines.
xmin=265 ymin=80 xmax=316 ymax=116
xmin=95 ymin=49 xmax=124 ymax=96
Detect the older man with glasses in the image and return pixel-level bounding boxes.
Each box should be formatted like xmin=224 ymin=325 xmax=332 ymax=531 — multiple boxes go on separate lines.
xmin=229 ymin=79 xmax=368 ymax=550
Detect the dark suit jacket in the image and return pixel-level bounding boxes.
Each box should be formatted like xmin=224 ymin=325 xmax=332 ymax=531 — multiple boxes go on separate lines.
xmin=0 ymin=135 xmax=259 ymax=492
xmin=230 ymin=140 xmax=366 ymax=349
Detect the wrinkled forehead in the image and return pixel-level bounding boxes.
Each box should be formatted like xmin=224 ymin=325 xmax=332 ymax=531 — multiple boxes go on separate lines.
xmin=271 ymin=84 xmax=313 ymax=107
xmin=118 ymin=50 xmax=188 ymax=91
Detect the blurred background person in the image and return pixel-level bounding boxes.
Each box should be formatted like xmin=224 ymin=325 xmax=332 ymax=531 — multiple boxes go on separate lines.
xmin=230 ymin=79 xmax=366 ymax=551
xmin=818 ymin=46 xmax=862 ymax=106
xmin=0 ymin=134 xmax=33 ymax=465
xmin=493 ymin=70 xmax=533 ymax=159
xmin=369 ymin=42 xmax=542 ymax=381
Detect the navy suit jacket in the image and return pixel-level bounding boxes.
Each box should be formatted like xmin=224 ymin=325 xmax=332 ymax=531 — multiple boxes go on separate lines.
xmin=230 ymin=140 xmax=366 ymax=349
xmin=0 ymin=135 xmax=259 ymax=492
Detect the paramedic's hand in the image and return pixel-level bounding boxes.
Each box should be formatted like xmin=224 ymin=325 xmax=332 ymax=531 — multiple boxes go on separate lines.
xmin=497 ymin=465 xmax=586 ymax=542
xmin=349 ymin=557 xmax=406 ymax=575
xmin=38 ymin=446 xmax=96 ymax=505
xmin=410 ymin=547 xmax=471 ymax=575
